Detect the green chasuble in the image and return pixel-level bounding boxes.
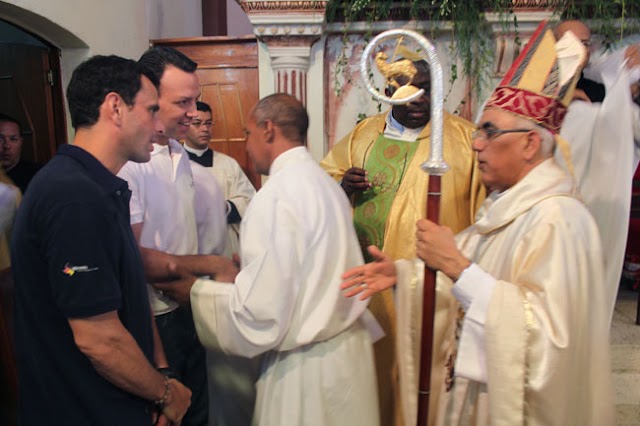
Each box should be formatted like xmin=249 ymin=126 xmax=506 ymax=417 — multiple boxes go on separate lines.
xmin=353 ymin=134 xmax=419 ymax=261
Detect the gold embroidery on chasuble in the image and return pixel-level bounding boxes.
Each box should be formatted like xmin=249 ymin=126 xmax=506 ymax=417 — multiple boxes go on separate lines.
xmin=353 ymin=134 xmax=419 ymax=261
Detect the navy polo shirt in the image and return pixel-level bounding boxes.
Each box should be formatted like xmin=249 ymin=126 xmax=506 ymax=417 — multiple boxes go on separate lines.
xmin=12 ymin=144 xmax=155 ymax=426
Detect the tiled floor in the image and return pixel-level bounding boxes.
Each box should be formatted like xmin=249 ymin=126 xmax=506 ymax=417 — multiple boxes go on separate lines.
xmin=610 ymin=285 xmax=640 ymax=425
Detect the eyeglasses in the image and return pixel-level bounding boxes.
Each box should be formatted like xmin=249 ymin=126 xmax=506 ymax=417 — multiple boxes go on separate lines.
xmin=190 ymin=120 xmax=213 ymax=128
xmin=471 ymin=127 xmax=531 ymax=142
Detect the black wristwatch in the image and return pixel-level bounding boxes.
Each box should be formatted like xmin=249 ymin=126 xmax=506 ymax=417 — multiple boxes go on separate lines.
xmin=156 ymin=367 xmax=176 ymax=379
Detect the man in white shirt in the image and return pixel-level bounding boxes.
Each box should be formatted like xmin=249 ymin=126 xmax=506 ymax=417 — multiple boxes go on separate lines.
xmin=118 ymin=46 xmax=229 ymax=426
xmin=184 ymin=101 xmax=255 ymax=258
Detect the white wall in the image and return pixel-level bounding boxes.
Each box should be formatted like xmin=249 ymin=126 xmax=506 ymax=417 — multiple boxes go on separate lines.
xmin=1 ymin=0 xmax=148 ymax=58
xmin=307 ymin=38 xmax=325 ymax=162
xmin=148 ymin=0 xmax=202 ymax=41
xmin=227 ymin=0 xmax=253 ymax=36
xmin=0 ymin=0 xmax=203 ymax=83
xmin=0 ymin=0 xmax=203 ymax=141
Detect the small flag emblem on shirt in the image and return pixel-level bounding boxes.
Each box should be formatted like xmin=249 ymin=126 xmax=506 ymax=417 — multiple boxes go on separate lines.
xmin=62 ymin=263 xmax=99 ymax=276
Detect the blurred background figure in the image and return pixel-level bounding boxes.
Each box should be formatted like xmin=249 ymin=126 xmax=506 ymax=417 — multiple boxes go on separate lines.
xmin=554 ymin=20 xmax=640 ymax=323
xmin=0 ymin=114 xmax=40 ymax=194
xmin=0 ymin=167 xmax=20 ymax=426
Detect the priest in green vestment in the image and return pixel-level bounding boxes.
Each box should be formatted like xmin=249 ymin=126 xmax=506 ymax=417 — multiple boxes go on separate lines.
xmin=321 ymin=60 xmax=485 ymax=426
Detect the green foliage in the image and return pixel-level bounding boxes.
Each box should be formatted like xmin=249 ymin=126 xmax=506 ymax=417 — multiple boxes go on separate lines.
xmin=326 ymin=0 xmax=639 ymax=118
xmin=326 ymin=1 xmax=521 ymax=102
xmin=562 ymin=0 xmax=640 ymax=49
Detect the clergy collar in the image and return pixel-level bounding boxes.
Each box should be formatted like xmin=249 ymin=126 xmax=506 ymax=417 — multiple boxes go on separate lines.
xmin=384 ymin=111 xmax=426 ymax=142
xmin=183 ymin=144 xmax=209 ymax=157
xmin=474 ymin=159 xmax=576 ymax=234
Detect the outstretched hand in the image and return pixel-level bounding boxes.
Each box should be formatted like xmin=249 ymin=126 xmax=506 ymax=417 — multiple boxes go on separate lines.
xmin=340 ymin=246 xmax=397 ymax=300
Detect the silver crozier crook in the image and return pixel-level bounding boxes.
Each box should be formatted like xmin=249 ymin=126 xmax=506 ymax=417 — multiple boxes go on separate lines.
xmin=360 ymin=28 xmax=449 ymax=425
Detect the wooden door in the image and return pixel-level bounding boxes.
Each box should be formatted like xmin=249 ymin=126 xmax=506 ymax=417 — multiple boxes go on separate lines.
xmin=0 ymin=43 xmax=66 ymax=165
xmin=152 ymin=36 xmax=261 ymax=189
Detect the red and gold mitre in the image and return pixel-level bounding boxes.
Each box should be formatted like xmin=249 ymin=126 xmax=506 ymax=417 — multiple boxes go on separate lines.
xmin=485 ymin=21 xmax=586 ymax=133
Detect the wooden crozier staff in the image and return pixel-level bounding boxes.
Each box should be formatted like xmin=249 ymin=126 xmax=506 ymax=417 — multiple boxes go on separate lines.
xmin=360 ymin=29 xmax=449 ymax=425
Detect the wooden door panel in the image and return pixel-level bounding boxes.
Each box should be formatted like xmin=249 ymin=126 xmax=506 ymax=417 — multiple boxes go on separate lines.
xmin=197 ymin=69 xmax=259 ymax=189
xmin=0 ymin=43 xmax=64 ymax=165
xmin=200 ymin=81 xmax=247 ymax=143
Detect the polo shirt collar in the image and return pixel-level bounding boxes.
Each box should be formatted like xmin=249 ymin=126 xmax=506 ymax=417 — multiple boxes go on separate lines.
xmin=57 ymin=144 xmax=128 ymax=194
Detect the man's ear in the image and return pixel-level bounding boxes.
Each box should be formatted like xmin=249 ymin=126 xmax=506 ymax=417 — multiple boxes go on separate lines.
xmin=523 ymin=130 xmax=542 ymax=161
xmin=263 ymin=119 xmax=275 ymax=143
xmin=103 ymin=92 xmax=123 ymax=125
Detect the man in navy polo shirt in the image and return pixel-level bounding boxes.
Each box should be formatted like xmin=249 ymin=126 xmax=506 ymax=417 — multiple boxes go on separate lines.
xmin=11 ymin=55 xmax=191 ymax=426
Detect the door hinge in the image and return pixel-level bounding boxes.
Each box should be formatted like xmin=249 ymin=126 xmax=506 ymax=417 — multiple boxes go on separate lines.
xmin=47 ymin=69 xmax=54 ymax=86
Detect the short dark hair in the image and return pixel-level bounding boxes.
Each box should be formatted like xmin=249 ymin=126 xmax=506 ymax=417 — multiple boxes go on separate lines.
xmin=196 ymin=101 xmax=211 ymax=113
xmin=252 ymin=93 xmax=308 ymax=145
xmin=138 ymin=46 xmax=197 ymax=86
xmin=0 ymin=113 xmax=21 ymax=133
xmin=66 ymin=55 xmax=158 ymax=130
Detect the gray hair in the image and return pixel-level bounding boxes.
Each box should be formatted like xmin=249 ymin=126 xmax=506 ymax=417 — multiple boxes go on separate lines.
xmin=513 ymin=116 xmax=555 ymax=157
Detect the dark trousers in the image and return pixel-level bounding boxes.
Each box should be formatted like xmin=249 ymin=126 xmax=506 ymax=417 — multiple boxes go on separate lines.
xmin=155 ymin=307 xmax=208 ymax=426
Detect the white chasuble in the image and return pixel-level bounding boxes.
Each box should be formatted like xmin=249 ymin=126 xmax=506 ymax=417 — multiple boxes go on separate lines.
xmin=397 ymin=159 xmax=614 ymax=426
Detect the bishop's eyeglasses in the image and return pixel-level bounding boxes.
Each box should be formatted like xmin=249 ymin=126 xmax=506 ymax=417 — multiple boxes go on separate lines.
xmin=471 ymin=127 xmax=531 ymax=142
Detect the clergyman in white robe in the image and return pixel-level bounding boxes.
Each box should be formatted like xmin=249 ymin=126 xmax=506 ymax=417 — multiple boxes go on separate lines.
xmin=557 ymin=45 xmax=640 ymax=322
xmin=185 ymin=144 xmax=256 ymax=258
xmin=190 ymin=146 xmax=381 ymax=426
xmin=396 ymin=159 xmax=614 ymax=425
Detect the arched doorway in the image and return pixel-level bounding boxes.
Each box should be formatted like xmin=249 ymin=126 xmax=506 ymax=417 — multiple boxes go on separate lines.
xmin=0 ymin=6 xmax=88 ymax=425
xmin=0 ymin=18 xmax=67 ymax=165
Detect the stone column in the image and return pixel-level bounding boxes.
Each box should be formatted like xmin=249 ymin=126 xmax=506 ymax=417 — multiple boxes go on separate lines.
xmin=265 ymin=42 xmax=315 ymax=106
xmin=235 ymin=1 xmax=327 ymax=105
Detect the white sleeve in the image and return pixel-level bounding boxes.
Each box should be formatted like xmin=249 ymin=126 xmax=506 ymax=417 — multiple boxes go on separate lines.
xmin=190 ymin=190 xmax=300 ymax=358
xmin=451 ymin=263 xmax=496 ymax=384
xmin=632 ymin=103 xmax=640 ymax=147
xmin=452 ymin=263 xmax=497 ymax=319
